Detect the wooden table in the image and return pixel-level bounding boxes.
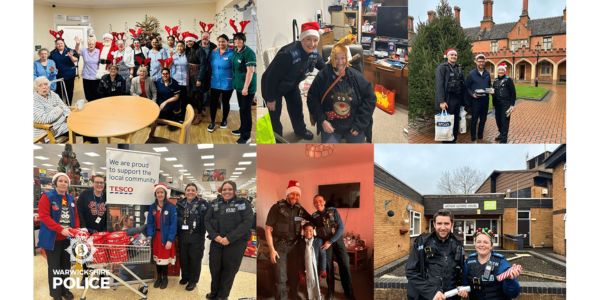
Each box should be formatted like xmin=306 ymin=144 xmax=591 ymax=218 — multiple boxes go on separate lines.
xmin=363 ymin=56 xmax=409 ymax=108
xmin=67 ymin=96 xmax=160 ymax=143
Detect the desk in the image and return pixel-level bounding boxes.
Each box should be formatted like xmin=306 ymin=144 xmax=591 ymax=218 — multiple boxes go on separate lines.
xmin=363 ymin=56 xmax=409 ymax=108
xmin=347 ymin=246 xmax=368 ymax=270
xmin=67 ymin=96 xmax=160 ymax=143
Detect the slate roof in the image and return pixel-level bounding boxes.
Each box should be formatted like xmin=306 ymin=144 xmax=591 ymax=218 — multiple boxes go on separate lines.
xmin=464 ymin=16 xmax=566 ymax=41
xmin=374 ymin=164 xmax=423 ymax=204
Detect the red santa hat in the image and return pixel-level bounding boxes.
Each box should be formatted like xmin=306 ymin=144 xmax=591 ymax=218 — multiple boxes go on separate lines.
xmin=300 ymin=22 xmax=320 ymax=41
xmin=52 ymin=172 xmax=71 ymax=186
xmin=49 ymin=29 xmax=64 ymax=41
xmin=229 ymin=19 xmax=251 ymax=34
xmin=498 ymin=62 xmax=507 ymax=72
xmin=444 ymin=48 xmax=457 ymax=58
xmin=102 ymin=33 xmax=114 ymax=40
xmin=182 ymin=31 xmax=198 ymax=42
xmin=199 ymin=21 xmax=215 ymax=34
xmin=154 ymin=183 xmax=171 ymax=198
xmin=286 ymin=180 xmax=301 ymax=197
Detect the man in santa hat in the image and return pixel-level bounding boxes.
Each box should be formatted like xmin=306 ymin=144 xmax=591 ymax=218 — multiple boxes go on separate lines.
xmin=94 ymin=33 xmax=119 ymax=79
xmin=264 ymin=180 xmax=320 ymax=300
xmin=435 ymin=48 xmax=465 ymax=143
xmin=261 ymin=21 xmax=326 ymax=141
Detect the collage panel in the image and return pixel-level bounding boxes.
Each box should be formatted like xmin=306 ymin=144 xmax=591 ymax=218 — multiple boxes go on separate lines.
xmin=33 ymin=144 xmax=257 ymax=299
xmin=256 ymin=144 xmax=374 ymax=299
xmin=373 ymin=144 xmax=566 ymax=299
xmin=255 ymin=0 xmax=409 ymax=144
xmin=407 ymin=0 xmax=566 ymax=144
xmin=33 ymin=0 xmax=258 ymax=145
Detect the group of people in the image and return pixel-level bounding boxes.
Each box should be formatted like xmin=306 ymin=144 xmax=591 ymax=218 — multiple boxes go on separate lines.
xmin=262 ymin=22 xmax=376 ymax=143
xmin=34 ymin=19 xmax=257 ymax=144
xmin=37 ymin=173 xmax=254 ymax=300
xmin=264 ymin=180 xmax=355 ymax=300
xmin=435 ymin=49 xmax=516 ymax=143
xmin=406 ymin=209 xmax=522 ymax=300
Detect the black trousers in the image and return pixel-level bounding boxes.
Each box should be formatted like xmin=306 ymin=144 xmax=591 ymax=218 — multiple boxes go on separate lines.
xmin=57 ymin=77 xmax=75 ymax=104
xmin=82 ymin=79 xmax=101 ymax=101
xmin=236 ymin=91 xmax=254 ymax=140
xmin=273 ymin=240 xmax=301 ymax=300
xmin=494 ymin=101 xmax=511 ymax=143
xmin=45 ymin=239 xmax=71 ymax=298
xmin=325 ymin=239 xmax=354 ymax=298
xmin=470 ymin=96 xmax=489 ymax=140
xmin=209 ymin=89 xmax=234 ymax=124
xmin=443 ymin=96 xmax=462 ymax=143
xmin=268 ymin=88 xmax=307 ymax=136
xmin=179 ymin=240 xmax=204 ymax=284
xmin=209 ymin=238 xmax=247 ymax=298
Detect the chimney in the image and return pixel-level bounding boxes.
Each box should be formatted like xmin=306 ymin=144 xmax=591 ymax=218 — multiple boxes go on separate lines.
xmin=480 ymin=0 xmax=494 ymax=30
xmin=408 ymin=16 xmax=414 ymax=33
xmin=454 ymin=6 xmax=461 ymax=26
xmin=563 ymin=8 xmax=567 ymax=22
xmin=427 ymin=10 xmax=435 ymax=23
xmin=521 ymin=0 xmax=529 ymax=16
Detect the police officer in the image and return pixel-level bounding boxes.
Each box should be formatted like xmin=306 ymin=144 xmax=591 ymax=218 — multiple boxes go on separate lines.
xmin=262 ymin=21 xmax=326 ymax=141
xmin=311 ymin=195 xmax=355 ymax=300
xmin=465 ymin=54 xmax=492 ymax=142
xmin=205 ymin=181 xmax=254 ymax=300
xmin=492 ymin=63 xmax=516 ymax=144
xmin=406 ymin=209 xmax=466 ymax=300
xmin=265 ymin=180 xmax=319 ymax=300
xmin=464 ymin=228 xmax=521 ymax=299
xmin=435 ymin=48 xmax=466 ymax=143
xmin=176 ymin=183 xmax=209 ymax=291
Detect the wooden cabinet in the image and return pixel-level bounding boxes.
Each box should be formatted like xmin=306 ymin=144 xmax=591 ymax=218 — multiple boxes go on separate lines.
xmin=363 ymin=56 xmax=409 ymax=108
xmin=330 ymin=9 xmax=358 ymax=40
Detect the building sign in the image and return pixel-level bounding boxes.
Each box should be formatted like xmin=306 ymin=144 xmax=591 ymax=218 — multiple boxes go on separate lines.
xmin=443 ymin=203 xmax=479 ymax=209
xmin=106 ymin=148 xmax=160 ymax=205
xmin=484 ymin=200 xmax=497 ymax=210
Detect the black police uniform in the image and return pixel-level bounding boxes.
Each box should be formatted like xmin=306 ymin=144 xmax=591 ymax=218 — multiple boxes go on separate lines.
xmin=406 ymin=232 xmax=465 ymax=300
xmin=204 ymin=196 xmax=254 ymax=299
xmin=435 ymin=61 xmax=466 ymax=143
xmin=312 ymin=207 xmax=355 ymax=299
xmin=464 ymin=252 xmax=521 ymax=300
xmin=176 ymin=197 xmax=209 ymax=288
xmin=465 ymin=68 xmax=492 ymax=141
xmin=265 ymin=199 xmax=318 ymax=300
xmin=261 ymin=41 xmax=325 ymax=139
xmin=492 ymin=75 xmax=516 ymax=143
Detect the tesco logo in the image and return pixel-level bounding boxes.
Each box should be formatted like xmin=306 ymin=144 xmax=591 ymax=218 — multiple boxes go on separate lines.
xmin=109 ymin=186 xmax=134 ymax=194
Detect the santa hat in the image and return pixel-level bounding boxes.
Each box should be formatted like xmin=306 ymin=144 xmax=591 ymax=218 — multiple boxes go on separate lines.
xmin=129 ymin=28 xmax=144 ymax=41
xmin=49 ymin=29 xmax=64 ymax=41
xmin=286 ymin=180 xmax=301 ymax=197
xmin=154 ymin=183 xmax=171 ymax=198
xmin=111 ymin=32 xmax=126 ymax=41
xmin=300 ymin=22 xmax=320 ymax=41
xmin=498 ymin=63 xmax=507 ymax=72
xmin=229 ymin=19 xmax=251 ymax=34
xmin=475 ymin=53 xmax=486 ymax=60
xmin=52 ymin=172 xmax=71 ymax=186
xmin=182 ymin=31 xmax=198 ymax=42
xmin=199 ymin=21 xmax=215 ymax=34
xmin=158 ymin=57 xmax=174 ymax=69
xmin=444 ymin=48 xmax=457 ymax=58
xmin=102 ymin=33 xmax=114 ymax=40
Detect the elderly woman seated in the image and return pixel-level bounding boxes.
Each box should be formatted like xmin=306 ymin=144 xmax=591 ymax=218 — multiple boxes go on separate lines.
xmin=33 ymin=76 xmax=70 ymax=139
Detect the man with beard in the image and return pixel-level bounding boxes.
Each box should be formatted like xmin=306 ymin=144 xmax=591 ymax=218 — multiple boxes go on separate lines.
xmin=94 ymin=32 xmax=118 ymax=79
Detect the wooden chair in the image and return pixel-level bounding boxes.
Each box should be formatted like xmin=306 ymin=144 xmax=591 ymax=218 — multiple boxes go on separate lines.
xmin=33 ymin=123 xmax=67 ymax=144
xmin=148 ymin=104 xmax=194 ymax=144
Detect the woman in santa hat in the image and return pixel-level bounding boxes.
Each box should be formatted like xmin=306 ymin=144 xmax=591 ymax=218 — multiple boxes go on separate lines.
xmin=148 ymin=37 xmax=168 ymax=81
xmin=37 ymin=173 xmax=80 ymax=300
xmin=146 ymin=183 xmax=177 ymax=289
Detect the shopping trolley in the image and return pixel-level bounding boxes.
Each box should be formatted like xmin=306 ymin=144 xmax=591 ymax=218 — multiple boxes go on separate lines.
xmin=80 ymin=243 xmax=151 ymax=300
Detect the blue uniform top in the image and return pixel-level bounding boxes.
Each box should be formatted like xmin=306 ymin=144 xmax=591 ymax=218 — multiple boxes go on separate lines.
xmin=147 ymin=48 xmax=168 ymax=81
xmin=465 ymin=68 xmax=492 ymax=98
xmin=210 ymin=48 xmax=234 ymax=91
xmin=463 ymin=251 xmax=521 ymax=299
xmin=49 ymin=47 xmax=79 ymax=80
xmin=34 ymin=59 xmax=58 ymax=90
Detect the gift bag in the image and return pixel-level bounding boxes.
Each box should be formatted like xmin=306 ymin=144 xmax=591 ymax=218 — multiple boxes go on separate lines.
xmin=435 ymin=110 xmax=455 ymax=141
xmin=374 ymin=84 xmax=395 ymax=115
xmin=256 ymin=113 xmax=276 ymax=144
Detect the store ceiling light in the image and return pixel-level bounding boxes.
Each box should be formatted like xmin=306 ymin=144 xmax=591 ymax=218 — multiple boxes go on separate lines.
xmin=34 ymin=156 xmax=49 ymax=160
xmin=238 ymin=161 xmax=252 ymax=165
xmin=153 ymin=147 xmax=169 ymax=152
xmin=33 ymin=145 xmax=42 ymax=150
xmin=163 ymin=173 xmax=170 ymax=177
xmin=42 ymin=163 xmax=53 ymax=167
xmin=178 ymin=169 xmax=188 ymax=172
xmin=204 ymin=163 xmax=215 ymax=167
xmin=173 ymin=164 xmax=184 ymax=168
xmin=201 ymin=155 xmax=215 ymax=160
xmin=183 ymin=173 xmax=191 ymax=176
xmin=235 ymin=167 xmax=246 ymax=171
xmin=197 ymin=144 xmax=214 ymax=150
xmin=232 ymin=172 xmax=242 ymax=175
xmin=84 ymin=152 xmax=100 ymax=157
xmin=81 ymin=167 xmax=90 ymax=170
xmin=100 ymin=167 xmax=107 ymax=170
xmin=165 ymin=157 xmax=177 ymax=161
xmin=82 ymin=162 xmax=94 ymax=165
xmin=242 ymin=152 xmax=256 ymax=158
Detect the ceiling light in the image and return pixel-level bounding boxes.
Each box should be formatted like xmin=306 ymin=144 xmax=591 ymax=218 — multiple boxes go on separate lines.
xmin=183 ymin=173 xmax=191 ymax=176
xmin=84 ymin=152 xmax=100 ymax=157
xmin=178 ymin=169 xmax=188 ymax=172
xmin=162 ymin=173 xmax=170 ymax=177
xmin=197 ymin=144 xmax=214 ymax=150
xmin=82 ymin=162 xmax=94 ymax=165
xmin=81 ymin=167 xmax=90 ymax=171
xmin=42 ymin=163 xmax=53 ymax=167
xmin=232 ymin=172 xmax=242 ymax=175
xmin=47 ymin=168 xmax=57 ymax=171
xmin=242 ymin=152 xmax=256 ymax=158
xmin=238 ymin=161 xmax=252 ymax=165
xmin=204 ymin=163 xmax=215 ymax=167
xmin=34 ymin=156 xmax=49 ymax=160
xmin=33 ymin=145 xmax=42 ymax=150
xmin=201 ymin=155 xmax=215 ymax=160
xmin=173 ymin=164 xmax=184 ymax=168
xmin=165 ymin=157 xmax=177 ymax=161
xmin=305 ymin=144 xmax=335 ymax=158
xmin=100 ymin=167 xmax=107 ymax=170
xmin=153 ymin=147 xmax=169 ymax=152
xmin=159 ymin=170 xmax=164 ymax=173
xmin=235 ymin=167 xmax=246 ymax=171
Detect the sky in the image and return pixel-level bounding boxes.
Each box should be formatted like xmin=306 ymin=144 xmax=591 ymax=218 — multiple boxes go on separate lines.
xmin=374 ymin=144 xmax=560 ymax=194
xmin=409 ymin=0 xmax=566 ymax=29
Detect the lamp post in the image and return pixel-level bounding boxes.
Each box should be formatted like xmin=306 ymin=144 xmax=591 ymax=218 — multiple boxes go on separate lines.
xmin=511 ymin=49 xmax=516 ymax=79
xmin=535 ymin=42 xmax=541 ymax=87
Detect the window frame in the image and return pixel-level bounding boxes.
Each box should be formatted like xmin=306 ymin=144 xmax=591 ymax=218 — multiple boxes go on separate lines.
xmin=410 ymin=210 xmax=422 ymax=237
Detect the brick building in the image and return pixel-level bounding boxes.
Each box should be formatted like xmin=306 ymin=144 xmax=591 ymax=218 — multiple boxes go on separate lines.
xmin=543 ymin=144 xmax=566 ymax=256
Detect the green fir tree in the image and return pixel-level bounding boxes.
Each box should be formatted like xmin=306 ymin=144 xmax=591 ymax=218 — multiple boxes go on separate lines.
xmin=408 ymin=0 xmax=475 ymax=121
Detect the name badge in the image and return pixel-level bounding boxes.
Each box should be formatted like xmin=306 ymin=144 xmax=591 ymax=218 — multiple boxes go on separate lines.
xmin=238 ymin=59 xmax=242 ymax=63
xmin=226 ymin=207 xmax=237 ymax=213
xmin=181 ymin=224 xmax=189 ymax=230
xmin=192 ymin=221 xmax=196 ymax=229
xmin=95 ymin=217 xmax=102 ymax=224
xmin=71 ymin=203 xmax=75 ymax=207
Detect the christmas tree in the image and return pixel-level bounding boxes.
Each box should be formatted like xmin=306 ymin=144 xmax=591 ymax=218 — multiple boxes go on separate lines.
xmin=136 ymin=15 xmax=161 ymax=48
xmin=58 ymin=144 xmax=82 ymax=186
xmin=408 ymin=0 xmax=474 ymax=121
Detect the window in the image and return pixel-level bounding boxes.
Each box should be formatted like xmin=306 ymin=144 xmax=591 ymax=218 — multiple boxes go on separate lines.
xmin=543 ymin=37 xmax=552 ymax=50
xmin=511 ymin=39 xmax=529 ymax=51
xmin=491 ymin=40 xmax=498 ymax=52
xmin=540 ymin=61 xmax=552 ymax=75
xmin=410 ymin=211 xmax=421 ymax=236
